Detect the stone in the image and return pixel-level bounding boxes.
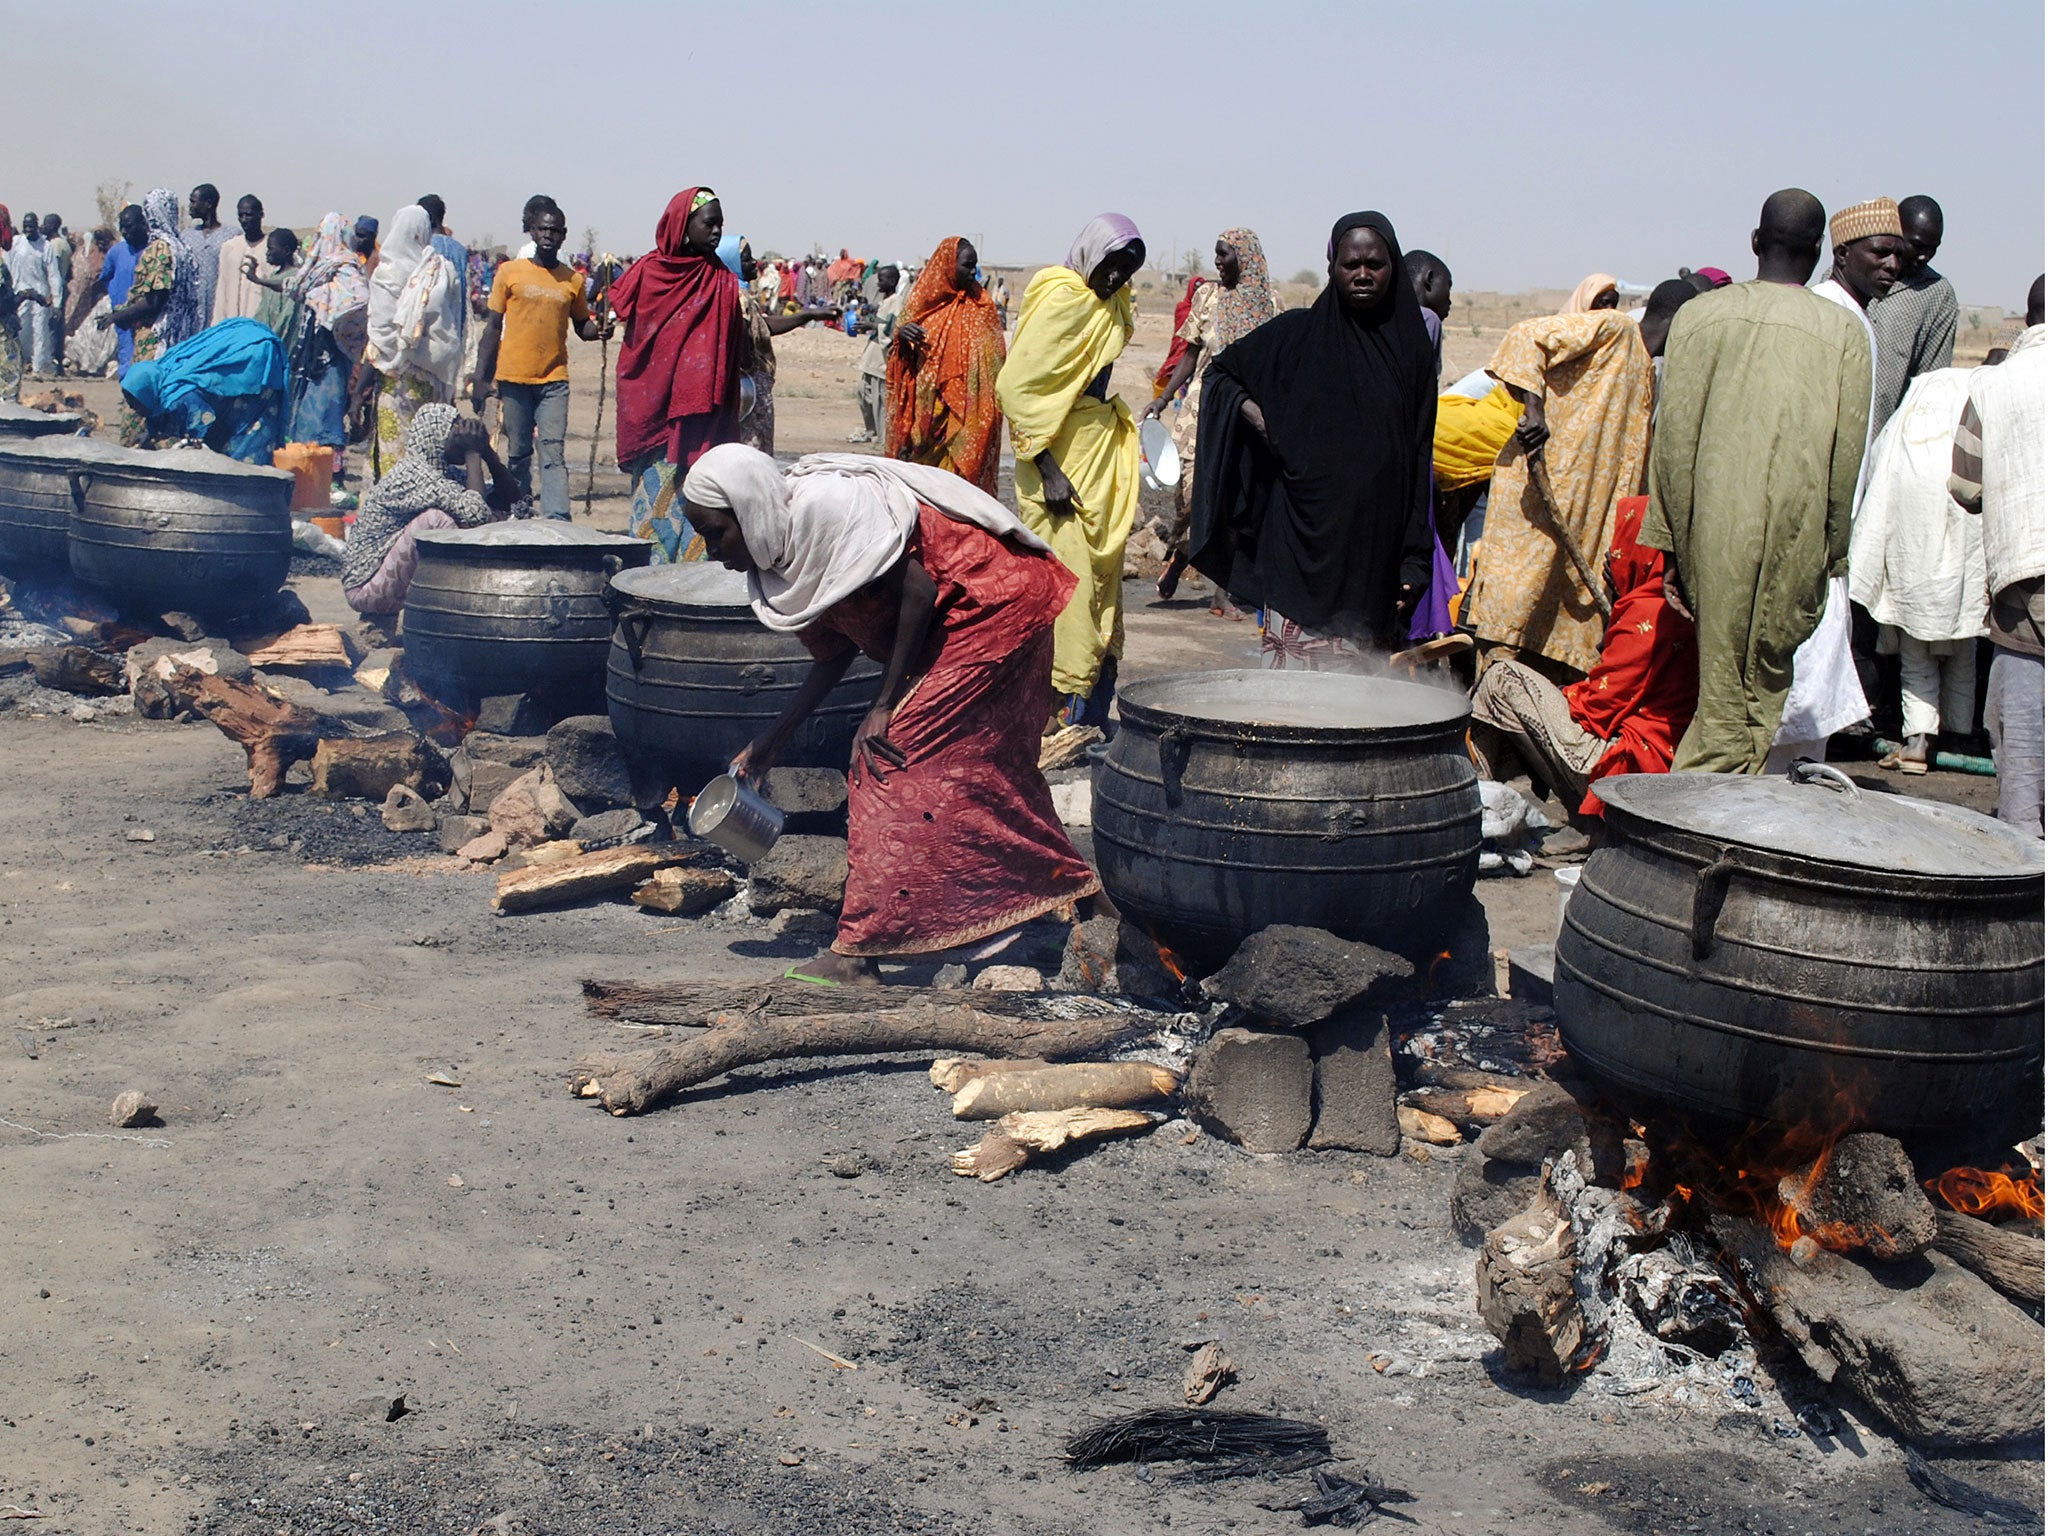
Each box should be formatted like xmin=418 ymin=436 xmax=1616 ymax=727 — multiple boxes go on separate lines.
xmin=545 ymin=716 xmax=635 ymax=811
xmin=486 ymin=766 xmax=582 ymax=849
xmin=1777 ymin=1133 xmax=1937 ymax=1261
xmin=1056 ymin=915 xmax=1122 ymax=993
xmin=124 ymin=637 xmax=254 ymax=694
xmin=933 ymin=964 xmax=969 ymax=989
xmin=159 ymin=611 xmax=209 ymax=642
xmin=745 ymin=835 xmax=848 ymax=915
xmin=451 ymin=734 xmax=548 ymax=812
xmin=1720 ymin=1219 xmax=2045 ymax=1449
xmin=762 ymin=767 xmax=848 ymax=816
xmin=1050 ymin=780 xmax=1092 ymax=828
xmin=437 ymin=813 xmax=489 ymax=853
xmin=343 ymin=1393 xmax=411 ymax=1425
xmin=109 ymin=1090 xmax=157 ymax=1128
xmin=973 ymin=965 xmax=1046 ymax=993
xmin=458 ymin=829 xmax=509 ymax=864
xmin=1183 ymin=1027 xmax=1314 ymax=1154
xmin=381 ymin=784 xmax=437 ymax=833
xmin=569 ymin=808 xmax=649 ymax=847
xmin=475 ymin=693 xmax=548 ymax=737
xmin=1451 ymin=1080 xmax=1628 ymax=1244
xmin=1202 ymin=925 xmax=1413 ymax=1028
xmin=1451 ymin=1156 xmax=1545 ymax=1245
xmin=310 ymin=734 xmax=445 ymax=801
xmin=1306 ymin=1006 xmax=1399 ymax=1155
xmin=464 ymin=732 xmax=549 ymax=767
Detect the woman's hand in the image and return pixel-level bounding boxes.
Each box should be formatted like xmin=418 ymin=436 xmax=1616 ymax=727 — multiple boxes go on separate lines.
xmin=730 ymin=734 xmax=780 ymax=787
xmin=1513 ymin=399 xmax=1549 ymax=456
xmin=1394 ymin=582 xmax=1421 ymax=623
xmin=1661 ymin=566 xmax=1694 ymax=620
xmin=468 ymin=375 xmax=493 ymax=413
xmin=1239 ymin=398 xmax=1270 ymax=444
xmin=850 ymin=704 xmax=907 ymax=785
xmin=1139 ymin=393 xmax=1169 ymax=422
xmin=1034 ymin=452 xmax=1077 ymax=517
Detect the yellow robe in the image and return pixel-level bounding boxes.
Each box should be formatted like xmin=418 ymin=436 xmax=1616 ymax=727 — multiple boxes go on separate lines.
xmin=996 ymin=267 xmax=1139 ymax=696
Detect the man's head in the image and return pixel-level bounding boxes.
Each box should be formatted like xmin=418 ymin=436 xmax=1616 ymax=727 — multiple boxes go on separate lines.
xmin=190 ymin=184 xmax=219 ymax=225
xmin=40 ymin=214 xmax=61 ymax=241
xmin=1404 ymin=249 xmax=1452 ymax=321
xmin=117 ymin=205 xmax=146 ymax=250
xmin=877 ymin=264 xmax=900 ymax=297
xmin=2029 ymin=274 xmax=2045 ymax=329
xmin=522 ymin=194 xmax=558 ymax=234
xmin=1751 ymin=188 xmax=1826 ymax=284
xmin=1639 ymin=278 xmax=1700 ymax=359
xmin=90 ymin=228 xmax=113 ymax=254
xmin=531 ymin=208 xmax=567 ymax=265
xmin=352 ymin=215 xmax=378 ymax=257
xmin=1828 ymin=198 xmax=1906 ymax=307
xmin=1897 ymin=195 xmax=1943 ymax=277
xmin=19 ymin=213 xmax=36 ymax=241
xmin=265 ymin=228 xmax=299 ymax=268
xmin=418 ymin=194 xmax=447 ymax=233
xmin=235 ymin=195 xmax=263 ymax=243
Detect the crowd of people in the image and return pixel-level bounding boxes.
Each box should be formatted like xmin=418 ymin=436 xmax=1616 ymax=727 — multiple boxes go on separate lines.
xmin=1 ymin=177 xmax=2038 ymax=982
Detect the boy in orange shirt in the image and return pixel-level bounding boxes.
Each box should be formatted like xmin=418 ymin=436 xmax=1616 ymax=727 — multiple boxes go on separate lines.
xmin=471 ymin=203 xmax=611 ymax=518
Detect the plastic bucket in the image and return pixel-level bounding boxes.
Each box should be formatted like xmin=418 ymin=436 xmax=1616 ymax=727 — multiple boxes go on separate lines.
xmin=688 ymin=773 xmax=785 ymax=863
xmin=273 ymin=442 xmax=335 ymax=512
xmin=1554 ymin=864 xmax=1582 ymax=939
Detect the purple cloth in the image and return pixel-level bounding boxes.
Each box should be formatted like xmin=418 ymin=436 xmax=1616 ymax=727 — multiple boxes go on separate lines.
xmin=1409 ymin=526 xmax=1459 ymax=641
xmin=342 ymin=506 xmax=458 ymax=616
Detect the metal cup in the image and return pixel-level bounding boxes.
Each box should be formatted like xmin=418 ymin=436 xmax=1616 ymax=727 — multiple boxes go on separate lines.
xmin=688 ymin=773 xmax=785 ymax=863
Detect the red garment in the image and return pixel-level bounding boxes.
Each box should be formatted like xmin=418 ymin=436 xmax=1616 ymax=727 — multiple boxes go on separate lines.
xmin=800 ymin=505 xmax=1097 ymax=956
xmin=608 ymin=187 xmax=742 ymax=467
xmin=778 ymin=263 xmax=797 ymax=303
xmin=1563 ymin=495 xmax=1699 ymax=815
xmin=1153 ymin=275 xmax=1207 ymax=390
xmin=827 ymin=248 xmax=860 ymax=286
xmin=886 ymin=236 xmax=1007 ymax=492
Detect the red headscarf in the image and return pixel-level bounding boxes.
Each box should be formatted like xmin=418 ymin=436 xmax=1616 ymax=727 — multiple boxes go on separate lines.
xmin=886 ymin=236 xmax=1008 ymax=492
xmin=1562 ymin=495 xmax=1699 ymax=815
xmin=608 ymin=187 xmax=742 ymax=467
xmin=0 ymin=205 xmax=13 ymax=253
xmin=1153 ymin=274 xmax=1206 ymax=391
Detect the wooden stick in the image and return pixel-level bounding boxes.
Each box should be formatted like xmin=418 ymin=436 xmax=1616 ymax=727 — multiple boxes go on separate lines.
xmin=1526 ymin=453 xmax=1613 ymax=622
xmin=494 ymin=845 xmax=696 ymax=914
xmin=789 ymin=1335 xmax=857 ymax=1370
xmin=1401 ymin=1084 xmax=1530 ymax=1129
xmin=582 ymin=976 xmax=1048 ymax=1026
xmin=1932 ymin=1209 xmax=2045 ymax=1308
xmin=951 ymin=1107 xmax=1156 ymax=1182
xmin=571 ymin=1004 xmax=1147 ymax=1116
xmin=951 ymin=1062 xmax=1180 ymax=1120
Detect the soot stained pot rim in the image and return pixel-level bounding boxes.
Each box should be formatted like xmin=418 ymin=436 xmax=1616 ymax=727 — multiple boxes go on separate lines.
xmin=608 ymin=561 xmax=752 ymax=614
xmin=412 ymin=521 xmax=650 ymax=565
xmin=1116 ymin=668 xmax=1470 ymax=747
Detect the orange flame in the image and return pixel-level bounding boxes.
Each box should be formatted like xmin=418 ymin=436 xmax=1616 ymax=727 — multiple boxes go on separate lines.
xmin=1924 ymin=1166 xmax=2044 ymax=1222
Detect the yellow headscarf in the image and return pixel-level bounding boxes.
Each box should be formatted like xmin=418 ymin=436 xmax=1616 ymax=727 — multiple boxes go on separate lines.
xmin=1433 ymin=385 xmax=1521 ymax=491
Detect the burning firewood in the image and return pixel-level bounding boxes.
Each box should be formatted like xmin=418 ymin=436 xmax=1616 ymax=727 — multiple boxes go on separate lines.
xmin=1474 ymin=1178 xmax=1583 ymax=1384
xmin=0 ymin=646 xmax=127 ymax=696
xmin=494 ymin=845 xmax=700 ymax=914
xmin=581 ymin=976 xmax=1047 ymax=1026
xmin=571 ymin=1004 xmax=1146 ymax=1115
xmin=951 ymin=1062 xmax=1180 ymax=1120
xmin=951 ymin=1106 xmax=1156 ymax=1181
xmin=1400 ymin=1083 xmax=1530 ymax=1130
xmin=1931 ymin=1210 xmax=2045 ymax=1309
xmin=1396 ymin=1105 xmax=1462 ymax=1145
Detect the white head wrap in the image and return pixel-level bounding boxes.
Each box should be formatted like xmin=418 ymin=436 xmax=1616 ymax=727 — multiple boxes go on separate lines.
xmin=681 ymin=447 xmax=1049 ymax=632
xmin=366 ymin=205 xmax=463 ymax=393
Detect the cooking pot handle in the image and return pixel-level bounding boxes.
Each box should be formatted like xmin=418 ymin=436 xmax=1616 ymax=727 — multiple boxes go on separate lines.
xmin=601 ymin=553 xmax=625 ymax=577
xmin=617 ymin=610 xmax=650 ymax=671
xmin=1690 ymin=851 xmax=1739 ymax=961
xmin=1158 ymin=727 xmax=1189 ymax=807
xmin=1787 ymin=760 xmax=1861 ymax=798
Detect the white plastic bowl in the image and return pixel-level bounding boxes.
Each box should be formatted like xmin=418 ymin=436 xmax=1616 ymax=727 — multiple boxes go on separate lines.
xmin=1139 ymin=417 xmax=1180 ymax=491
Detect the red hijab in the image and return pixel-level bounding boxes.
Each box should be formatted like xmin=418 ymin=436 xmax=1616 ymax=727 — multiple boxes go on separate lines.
xmin=0 ymin=205 xmax=13 ymax=253
xmin=608 ymin=187 xmax=742 ymax=466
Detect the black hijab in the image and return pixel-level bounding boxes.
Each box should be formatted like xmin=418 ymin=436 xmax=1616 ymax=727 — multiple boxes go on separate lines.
xmin=1187 ymin=210 xmax=1438 ymax=640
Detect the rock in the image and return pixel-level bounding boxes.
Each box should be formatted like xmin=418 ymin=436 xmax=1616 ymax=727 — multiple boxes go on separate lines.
xmin=310 ymin=734 xmax=446 ymax=801
xmin=486 ymin=765 xmax=582 ymax=849
xmin=1451 ymin=1081 xmax=1627 ymax=1244
xmin=1183 ymin=1027 xmax=1314 ymax=1153
xmin=458 ymin=829 xmax=510 ymax=864
xmin=437 ymin=813 xmax=489 ymax=853
xmin=762 ymin=767 xmax=848 ymax=815
xmin=381 ymin=784 xmax=437 ymax=833
xmin=343 ymin=1393 xmax=411 ymax=1424
xmin=631 ymin=865 xmax=736 ymax=916
xmin=125 ymin=637 xmax=254 ymax=694
xmin=1202 ymin=925 xmax=1413 ymax=1028
xmin=242 ymin=587 xmax=313 ymax=634
xmin=159 ymin=611 xmax=209 ymax=642
xmin=1056 ymin=915 xmax=1122 ymax=993
xmin=745 ymin=835 xmax=848 ymax=915
xmin=451 ymin=733 xmax=548 ymax=812
xmin=475 ymin=693 xmax=548 ymax=737
xmin=1050 ymin=780 xmax=1092 ymax=828
xmin=933 ymin=964 xmax=969 ymax=989
xmin=1778 ymin=1133 xmax=1938 ymax=1261
xmin=1451 ymin=1156 xmax=1545 ymax=1246
xmin=569 ymin=808 xmax=649 ymax=847
xmin=973 ymin=965 xmax=1046 ymax=993
xmin=1720 ymin=1219 xmax=2045 ymax=1449
xmin=1306 ymin=1006 xmax=1399 ymax=1155
xmin=1475 ymin=1081 xmax=1601 ymax=1166
xmin=546 ymin=715 xmax=634 ymax=811
xmin=109 ymin=1090 xmax=156 ymax=1128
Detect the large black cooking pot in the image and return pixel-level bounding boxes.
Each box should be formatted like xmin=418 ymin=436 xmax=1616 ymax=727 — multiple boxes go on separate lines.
xmin=0 ymin=403 xmax=83 ymax=441
xmin=402 ymin=522 xmax=651 ymax=712
xmin=605 ymin=562 xmax=880 ymax=791
xmin=0 ymin=435 xmax=95 ymax=572
xmin=66 ymin=444 xmax=293 ymax=618
xmin=1555 ymin=764 xmax=2045 ymax=1146
xmin=1092 ymin=670 xmax=1482 ymax=968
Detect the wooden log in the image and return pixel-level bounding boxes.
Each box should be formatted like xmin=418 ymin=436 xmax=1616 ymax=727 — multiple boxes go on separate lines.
xmin=1474 ymin=1182 xmax=1582 ymax=1384
xmin=1933 ymin=1210 xmax=2045 ymax=1308
xmin=176 ymin=666 xmax=337 ymax=797
xmin=1404 ymin=1063 xmax=1534 ymax=1094
xmin=241 ymin=623 xmax=357 ymax=670
xmin=572 ymin=1005 xmax=1148 ymax=1116
xmin=929 ymin=1057 xmax=1053 ymax=1094
xmin=1181 ymin=1342 xmax=1236 ymax=1405
xmin=494 ymin=845 xmax=695 ymax=914
xmin=952 ymin=1062 xmax=1180 ymax=1120
xmin=951 ymin=1107 xmax=1156 ymax=1182
xmin=1039 ymin=723 xmax=1105 ymax=772
xmin=1397 ymin=1105 xmax=1463 ymax=1145
xmin=0 ymin=646 xmax=129 ymax=696
xmin=1403 ymin=1084 xmax=1530 ymax=1128
xmin=630 ymin=866 xmax=737 ymax=916
xmin=581 ymin=976 xmax=1048 ymax=1026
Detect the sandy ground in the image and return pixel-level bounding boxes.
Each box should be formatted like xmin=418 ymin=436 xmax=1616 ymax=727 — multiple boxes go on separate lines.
xmin=2 ymin=287 xmax=2031 ymax=1534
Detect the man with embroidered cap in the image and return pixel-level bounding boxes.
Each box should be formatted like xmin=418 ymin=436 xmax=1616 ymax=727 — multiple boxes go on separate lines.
xmin=1640 ymin=188 xmax=1874 ymax=774
xmin=1868 ymin=195 xmax=1959 ymax=429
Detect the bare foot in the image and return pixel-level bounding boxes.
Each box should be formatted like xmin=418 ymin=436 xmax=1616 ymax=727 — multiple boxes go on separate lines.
xmin=791 ymin=951 xmax=879 ymax=986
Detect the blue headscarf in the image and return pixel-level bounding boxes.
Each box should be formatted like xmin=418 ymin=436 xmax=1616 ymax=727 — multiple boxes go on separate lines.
xmin=716 ymin=233 xmax=745 ymax=277
xmin=124 ymin=318 xmax=289 ymax=462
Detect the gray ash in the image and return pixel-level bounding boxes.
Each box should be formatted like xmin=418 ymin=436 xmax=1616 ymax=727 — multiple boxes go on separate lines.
xmin=210 ymin=789 xmax=428 ymax=867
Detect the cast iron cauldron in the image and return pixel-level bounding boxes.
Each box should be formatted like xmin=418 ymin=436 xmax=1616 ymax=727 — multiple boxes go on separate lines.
xmin=1554 ymin=764 xmax=2045 ymax=1146
xmin=1092 ymin=670 xmax=1482 ymax=968
xmin=0 ymin=402 xmax=82 ymax=442
xmin=0 ymin=435 xmax=97 ymax=572
xmin=605 ymin=561 xmax=880 ymax=790
xmin=66 ymin=444 xmax=293 ymax=618
xmin=403 ymin=522 xmax=651 ymax=712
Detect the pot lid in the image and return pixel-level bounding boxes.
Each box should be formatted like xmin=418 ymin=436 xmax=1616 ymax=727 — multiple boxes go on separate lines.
xmin=1118 ymin=669 xmax=1469 ymax=737
xmin=609 ymin=561 xmax=750 ymax=610
xmin=1593 ymin=766 xmax=2044 ymax=879
xmin=414 ymin=521 xmax=649 ymax=556
xmin=0 ymin=403 xmax=82 ymax=432
xmin=0 ymin=437 xmax=292 ymax=479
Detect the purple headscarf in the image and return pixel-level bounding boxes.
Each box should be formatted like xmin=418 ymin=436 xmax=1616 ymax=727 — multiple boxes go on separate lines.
xmin=1064 ymin=214 xmax=1144 ymax=281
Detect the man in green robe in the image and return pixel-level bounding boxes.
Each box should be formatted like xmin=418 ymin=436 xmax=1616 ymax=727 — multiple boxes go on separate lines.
xmin=1641 ymin=189 xmax=1873 ymax=773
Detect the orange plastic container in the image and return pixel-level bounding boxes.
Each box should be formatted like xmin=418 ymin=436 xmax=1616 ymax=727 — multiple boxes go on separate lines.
xmin=310 ymin=514 xmax=348 ymax=540
xmin=272 ymin=442 xmax=335 ymax=512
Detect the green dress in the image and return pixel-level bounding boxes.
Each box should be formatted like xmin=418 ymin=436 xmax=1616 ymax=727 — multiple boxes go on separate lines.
xmin=1639 ymin=281 xmax=1872 ymax=773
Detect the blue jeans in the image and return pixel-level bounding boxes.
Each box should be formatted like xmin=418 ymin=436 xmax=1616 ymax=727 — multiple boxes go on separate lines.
xmin=499 ymin=379 xmax=570 ymax=519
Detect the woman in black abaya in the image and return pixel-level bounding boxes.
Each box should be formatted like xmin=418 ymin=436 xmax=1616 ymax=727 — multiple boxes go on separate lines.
xmin=1187 ymin=210 xmax=1438 ymax=665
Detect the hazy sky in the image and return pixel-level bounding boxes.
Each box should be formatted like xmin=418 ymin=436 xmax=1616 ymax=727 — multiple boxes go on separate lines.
xmin=9 ymin=0 xmax=2043 ymax=305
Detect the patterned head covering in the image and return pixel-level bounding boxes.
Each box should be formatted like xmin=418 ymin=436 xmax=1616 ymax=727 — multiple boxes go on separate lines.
xmin=1213 ymin=227 xmax=1276 ymax=349
xmin=1566 ymin=273 xmax=1619 ymax=313
xmin=142 ymin=188 xmax=202 ymax=349
xmin=362 ymin=403 xmax=490 ymax=525
xmin=1830 ymin=197 xmax=1903 ymax=247
xmin=298 ymin=212 xmax=371 ymax=331
xmin=691 ymin=188 xmax=717 ymax=214
xmin=1065 ymin=214 xmax=1144 ymax=282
